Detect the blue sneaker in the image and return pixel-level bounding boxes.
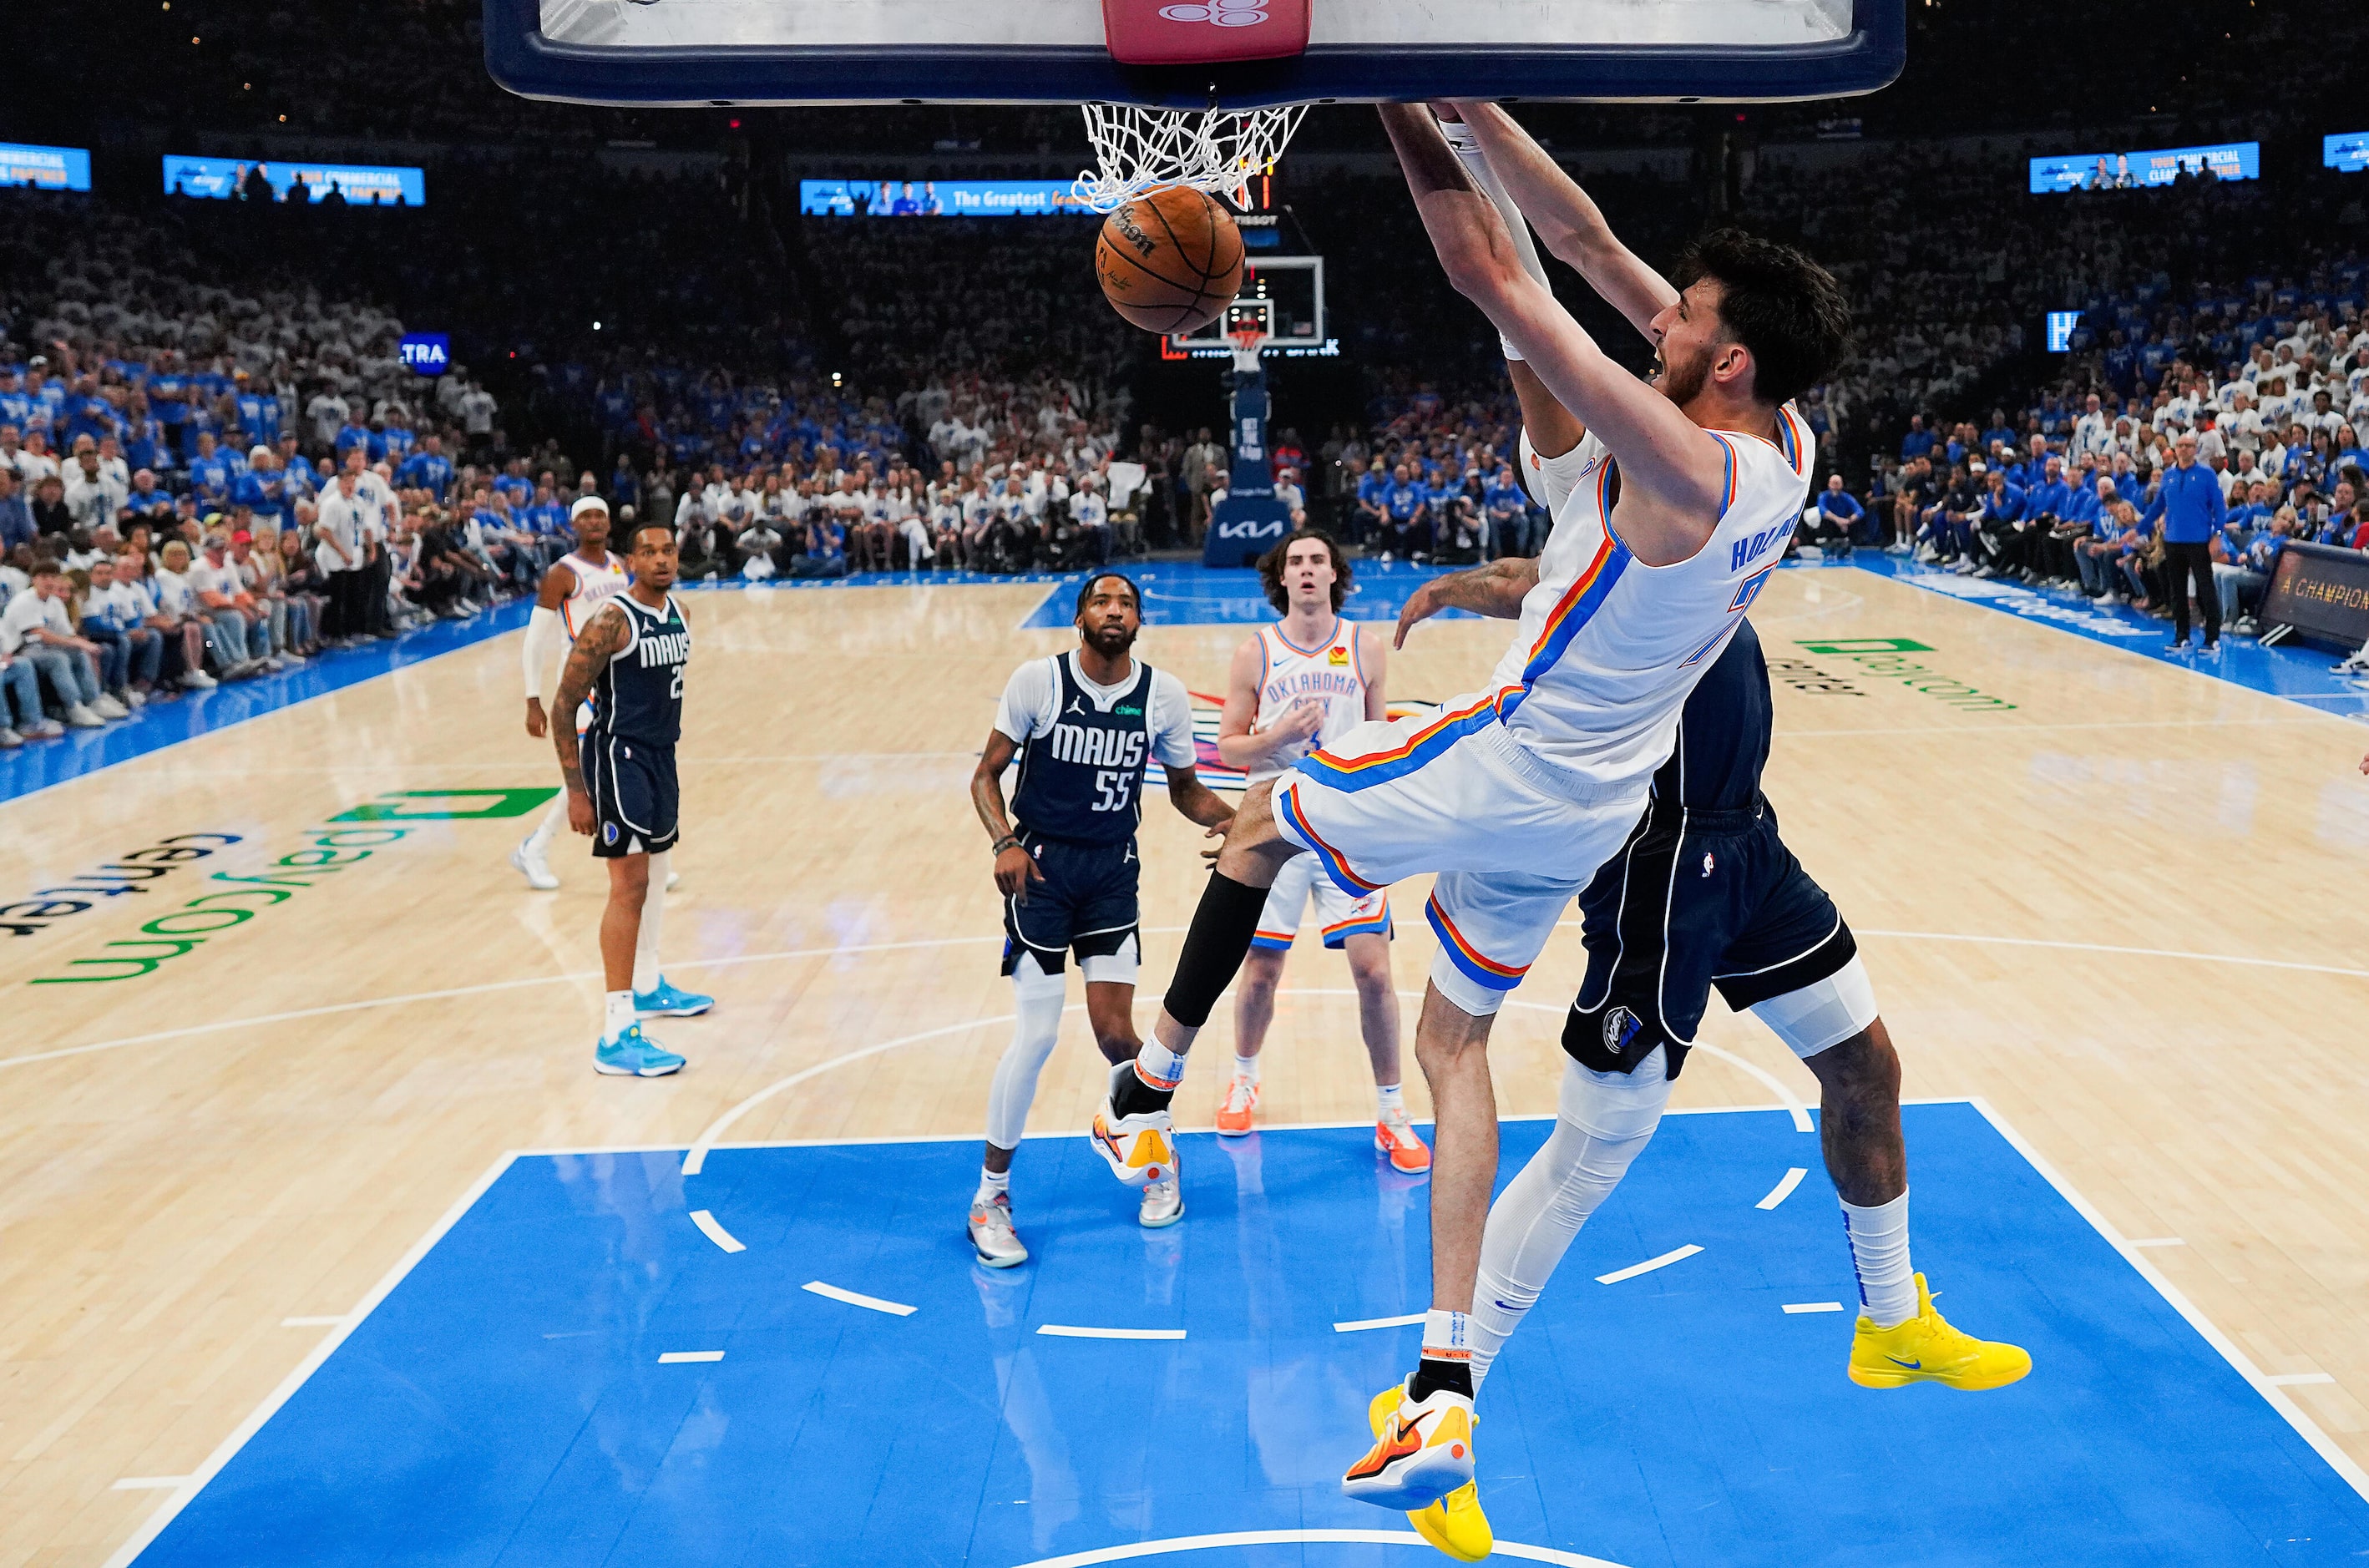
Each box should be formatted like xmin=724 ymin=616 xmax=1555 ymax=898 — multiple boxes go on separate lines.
xmin=634 ymin=976 xmax=714 ymax=1018
xmin=595 ymin=1024 xmax=686 ymax=1077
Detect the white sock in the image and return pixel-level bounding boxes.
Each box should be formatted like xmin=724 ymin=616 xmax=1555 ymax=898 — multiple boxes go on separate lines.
xmin=630 ymin=852 xmax=666 ymax=995
xmin=526 ymin=793 xmax=565 ymax=855
xmin=985 ymin=955 xmax=1067 ymax=1149
xmin=1840 ymin=1189 xmax=1917 ymax=1329
xmin=1420 ymin=1308 xmax=1472 ymax=1388
xmin=1133 ymin=1037 xmax=1187 ymax=1093
xmin=1376 ymin=1082 xmax=1405 ymax=1117
xmin=602 ymin=989 xmax=635 ymax=1043
xmin=1233 ymin=1051 xmax=1262 ymax=1085
xmin=974 ymin=1167 xmax=1010 ymax=1206
xmin=1469 ymin=1051 xmax=1671 ymax=1393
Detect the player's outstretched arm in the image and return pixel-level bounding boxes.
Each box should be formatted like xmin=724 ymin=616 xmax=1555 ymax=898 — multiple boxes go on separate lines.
xmin=1164 ymin=766 xmax=1237 ymax=836
xmin=551 ymin=602 xmax=624 ymax=834
xmin=1380 ymin=104 xmax=1728 ymax=564
xmin=1393 ymin=557 xmax=1540 ymax=648
xmin=1448 ymin=102 xmax=1679 ymax=341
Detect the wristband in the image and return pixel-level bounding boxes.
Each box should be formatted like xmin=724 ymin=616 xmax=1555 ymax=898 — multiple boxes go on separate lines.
xmin=992 ymin=834 xmax=1021 ymax=854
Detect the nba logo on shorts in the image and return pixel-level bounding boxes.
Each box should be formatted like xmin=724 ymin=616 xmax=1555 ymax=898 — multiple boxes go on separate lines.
xmin=1702 ymin=852 xmax=1715 ymax=878
xmin=1603 ymin=1006 xmax=1642 ymax=1056
xmin=1159 ymin=0 xmax=1271 ymax=26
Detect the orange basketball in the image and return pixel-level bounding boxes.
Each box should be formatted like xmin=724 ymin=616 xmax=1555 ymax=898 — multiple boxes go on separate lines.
xmin=1095 ymin=185 xmax=1245 ymax=336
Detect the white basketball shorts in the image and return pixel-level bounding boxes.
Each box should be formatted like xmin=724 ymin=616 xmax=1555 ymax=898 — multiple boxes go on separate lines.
xmin=1272 ymin=695 xmax=1648 ymax=1017
xmin=1252 ymin=851 xmax=1392 ymax=953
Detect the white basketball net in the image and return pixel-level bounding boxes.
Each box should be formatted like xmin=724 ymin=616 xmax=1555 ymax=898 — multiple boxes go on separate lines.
xmin=1075 ymin=102 xmax=1309 ymax=213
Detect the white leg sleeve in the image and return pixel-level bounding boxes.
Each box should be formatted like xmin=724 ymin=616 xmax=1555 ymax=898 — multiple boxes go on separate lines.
xmin=1471 ymin=1047 xmax=1674 ymax=1393
xmin=526 ymin=792 xmax=567 ymax=855
xmin=1750 ymin=954 xmax=1880 ymax=1060
xmin=985 ymin=953 xmax=1069 ymax=1152
xmin=631 ymin=850 xmax=666 ymax=995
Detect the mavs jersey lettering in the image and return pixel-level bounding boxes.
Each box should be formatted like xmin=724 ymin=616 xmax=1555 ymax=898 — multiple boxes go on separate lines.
xmin=1011 ymin=655 xmax=1152 ymax=845
xmin=590 ymin=594 xmax=689 ymax=746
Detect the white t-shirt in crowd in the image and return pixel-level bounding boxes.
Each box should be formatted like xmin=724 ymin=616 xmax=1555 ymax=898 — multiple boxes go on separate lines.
xmin=315 ymin=486 xmax=374 ymax=573
xmin=458 ymin=386 xmax=498 ymax=436
xmin=152 ymin=568 xmax=198 ymax=620
xmin=0 ymin=588 xmax=72 ymax=656
xmin=189 ymin=556 xmax=246 ymax=604
xmin=992 ymin=650 xmax=1198 ymax=774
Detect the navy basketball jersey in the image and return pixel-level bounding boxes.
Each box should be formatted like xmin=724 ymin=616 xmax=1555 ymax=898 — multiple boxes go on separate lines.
xmin=1011 ymin=655 xmax=1153 ymax=846
xmin=1648 ymin=617 xmax=1771 ymax=814
xmin=590 ymin=593 xmax=689 ymax=746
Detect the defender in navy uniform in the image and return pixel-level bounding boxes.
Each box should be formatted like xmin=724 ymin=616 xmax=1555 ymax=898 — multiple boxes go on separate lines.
xmin=552 ymin=522 xmax=713 ymax=1080
xmin=964 ymin=574 xmax=1233 ymax=1266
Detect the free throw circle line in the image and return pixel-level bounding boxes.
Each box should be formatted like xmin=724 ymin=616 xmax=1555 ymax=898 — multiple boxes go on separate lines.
xmin=1004 ymin=1527 xmax=1632 ymax=1568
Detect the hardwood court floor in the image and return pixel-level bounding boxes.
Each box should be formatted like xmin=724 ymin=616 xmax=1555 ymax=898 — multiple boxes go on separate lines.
xmin=3 ymin=568 xmax=2366 ymax=1564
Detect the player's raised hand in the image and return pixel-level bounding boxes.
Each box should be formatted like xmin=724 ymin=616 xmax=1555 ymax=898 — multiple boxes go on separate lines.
xmin=524 ymin=695 xmax=549 ymax=739
xmin=995 ymin=842 xmax=1045 ymax=903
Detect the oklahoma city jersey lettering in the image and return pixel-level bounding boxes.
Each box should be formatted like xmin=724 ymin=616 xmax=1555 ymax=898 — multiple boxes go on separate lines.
xmin=1248 ymin=620 xmax=1367 ymax=785
xmin=1487 ymin=402 xmax=1813 ymax=785
xmin=558 ymin=551 xmax=630 ymax=640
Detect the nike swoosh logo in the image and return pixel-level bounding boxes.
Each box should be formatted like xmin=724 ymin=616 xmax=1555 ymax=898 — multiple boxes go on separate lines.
xmin=1886 ymin=1356 xmax=1921 ymax=1369
xmin=1347 ymin=1416 xmax=1427 ymax=1480
xmin=1493 ymin=1301 xmax=1520 ymax=1312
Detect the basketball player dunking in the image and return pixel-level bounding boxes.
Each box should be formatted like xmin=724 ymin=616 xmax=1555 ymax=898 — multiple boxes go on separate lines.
xmin=549 ymin=523 xmax=710 ymax=1077
xmin=1344 ymin=105 xmax=2026 ymax=1560
xmin=964 ymin=574 xmax=1234 ymax=1267
xmin=1086 ymin=99 xmax=1897 ymax=1524
xmin=1213 ymin=529 xmax=1429 ymax=1173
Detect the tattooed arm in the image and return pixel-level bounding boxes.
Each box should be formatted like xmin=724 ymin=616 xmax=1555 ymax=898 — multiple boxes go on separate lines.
xmin=552 ymin=601 xmax=626 ymax=834
xmin=1392 ymin=556 xmax=1541 ymax=647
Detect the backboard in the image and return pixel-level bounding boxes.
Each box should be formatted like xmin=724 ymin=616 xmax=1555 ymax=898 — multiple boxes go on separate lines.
xmin=1164 ymin=255 xmax=1326 ymax=358
xmin=488 ymin=0 xmax=1904 ymax=110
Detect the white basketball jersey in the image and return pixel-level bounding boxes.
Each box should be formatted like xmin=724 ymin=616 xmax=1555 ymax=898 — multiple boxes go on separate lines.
xmin=1248 ymin=618 xmax=1369 ymax=785
xmin=1490 ymin=402 xmax=1814 ymax=786
xmin=557 ymin=551 xmax=630 ymax=640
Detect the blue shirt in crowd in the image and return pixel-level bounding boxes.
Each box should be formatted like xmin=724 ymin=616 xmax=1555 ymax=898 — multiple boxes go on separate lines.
xmin=2146 ymin=462 xmax=2225 ymax=544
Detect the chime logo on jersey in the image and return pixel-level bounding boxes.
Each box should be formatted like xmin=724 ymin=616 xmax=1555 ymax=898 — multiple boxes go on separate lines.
xmin=637 ymin=630 xmax=690 ymax=668
xmin=1048 ymin=722 xmax=1148 ymax=771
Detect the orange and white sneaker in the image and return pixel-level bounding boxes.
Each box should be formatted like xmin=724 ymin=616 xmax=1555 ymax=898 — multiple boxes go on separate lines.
xmin=1368 ymin=1383 xmax=1493 ymax=1561
xmin=1342 ymin=1375 xmax=1476 ymax=1510
xmin=1090 ymin=1063 xmax=1177 ymax=1190
xmin=1215 ymin=1075 xmax=1260 ymax=1136
xmin=1375 ymin=1108 xmax=1431 ymax=1173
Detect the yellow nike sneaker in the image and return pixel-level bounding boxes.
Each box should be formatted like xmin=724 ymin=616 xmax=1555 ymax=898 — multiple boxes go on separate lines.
xmin=1368 ymin=1384 xmax=1493 ymax=1561
xmin=1848 ymin=1273 xmax=2032 ymax=1391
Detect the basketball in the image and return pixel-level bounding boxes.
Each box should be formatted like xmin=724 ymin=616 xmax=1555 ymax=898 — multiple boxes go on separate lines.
xmin=1095 ymin=185 xmax=1245 ymax=335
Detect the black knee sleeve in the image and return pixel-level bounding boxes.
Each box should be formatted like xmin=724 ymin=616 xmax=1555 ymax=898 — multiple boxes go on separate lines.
xmin=1162 ymin=872 xmax=1271 ymax=1028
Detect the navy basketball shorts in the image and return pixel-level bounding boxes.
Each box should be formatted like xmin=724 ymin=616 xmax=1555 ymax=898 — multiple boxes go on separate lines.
xmin=1565 ymin=801 xmax=1863 ymax=1078
xmin=1000 ymin=831 xmax=1141 ymax=980
xmin=580 ymin=734 xmax=681 ymax=858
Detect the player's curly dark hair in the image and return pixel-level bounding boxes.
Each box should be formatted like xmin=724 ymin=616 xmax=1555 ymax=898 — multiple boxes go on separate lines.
xmin=1257 ymin=528 xmax=1350 ymax=614
xmin=1073 ymin=571 xmax=1141 ymax=620
xmin=1671 ymin=228 xmax=1851 ymax=410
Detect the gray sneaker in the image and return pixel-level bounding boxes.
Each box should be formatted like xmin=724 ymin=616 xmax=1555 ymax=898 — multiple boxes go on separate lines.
xmin=65 ymin=704 xmax=105 ymax=729
xmin=1138 ymin=1175 xmax=1184 ymax=1230
xmin=0 ymin=727 xmax=21 ymax=748
xmin=967 ymin=1194 xmax=1027 ymax=1268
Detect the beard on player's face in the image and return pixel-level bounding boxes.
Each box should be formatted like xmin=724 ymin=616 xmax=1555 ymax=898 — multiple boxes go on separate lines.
xmin=1081 ymin=617 xmax=1137 ymax=659
xmin=1653 ymin=331 xmax=1717 ymax=408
